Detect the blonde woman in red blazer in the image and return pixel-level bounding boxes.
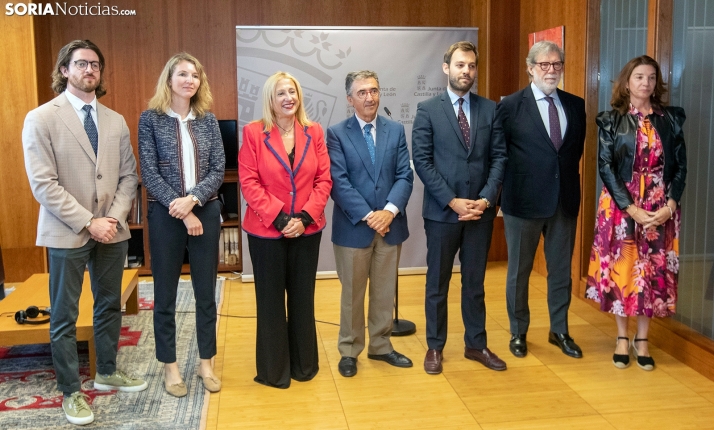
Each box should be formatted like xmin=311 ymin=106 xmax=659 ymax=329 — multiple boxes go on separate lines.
xmin=238 ymin=71 xmax=332 ymax=388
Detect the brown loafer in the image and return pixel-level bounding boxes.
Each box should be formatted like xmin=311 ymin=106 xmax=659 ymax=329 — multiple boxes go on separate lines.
xmin=464 ymin=347 xmax=507 ymax=371
xmin=165 ymin=380 xmax=187 ymax=397
xmin=198 ymin=373 xmax=222 ymax=392
xmin=424 ymin=349 xmax=443 ymax=374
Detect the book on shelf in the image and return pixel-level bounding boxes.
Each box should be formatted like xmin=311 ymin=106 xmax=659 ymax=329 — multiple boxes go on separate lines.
xmin=219 ymin=230 xmax=225 ymax=264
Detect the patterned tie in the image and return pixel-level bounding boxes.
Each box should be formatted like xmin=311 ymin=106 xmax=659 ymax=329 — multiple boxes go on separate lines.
xmin=82 ymin=105 xmax=98 ymax=155
xmin=363 ymin=123 xmax=375 ymax=164
xmin=457 ymin=98 xmax=470 ymax=150
xmin=545 ymin=96 xmax=563 ymax=151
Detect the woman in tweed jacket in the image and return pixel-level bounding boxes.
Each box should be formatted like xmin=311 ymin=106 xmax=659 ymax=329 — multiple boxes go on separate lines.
xmin=138 ymin=53 xmax=225 ymax=396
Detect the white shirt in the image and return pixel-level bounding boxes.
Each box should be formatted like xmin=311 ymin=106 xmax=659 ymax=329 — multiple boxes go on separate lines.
xmin=530 ymin=82 xmax=567 ymax=139
xmin=167 ymin=108 xmax=197 ymax=193
xmin=354 ymin=114 xmax=399 ymax=219
xmin=64 ymin=90 xmax=98 ymax=135
xmin=447 ymin=87 xmax=470 ymax=127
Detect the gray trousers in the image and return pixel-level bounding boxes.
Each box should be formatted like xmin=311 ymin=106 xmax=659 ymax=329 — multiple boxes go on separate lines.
xmin=48 ymin=239 xmax=128 ymax=394
xmin=335 ymin=234 xmax=400 ymax=358
xmin=504 ymin=206 xmax=576 ymax=335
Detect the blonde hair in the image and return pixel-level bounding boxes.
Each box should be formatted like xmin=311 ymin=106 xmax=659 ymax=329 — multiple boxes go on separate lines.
xmin=148 ymin=52 xmax=213 ymax=118
xmin=259 ymin=71 xmax=311 ymax=132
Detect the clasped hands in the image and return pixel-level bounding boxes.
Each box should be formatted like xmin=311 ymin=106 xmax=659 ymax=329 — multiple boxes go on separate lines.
xmin=282 ymin=217 xmax=306 ymax=238
xmin=89 ymin=217 xmax=118 ymax=243
xmin=169 ymin=196 xmax=203 ymax=236
xmin=367 ymin=210 xmax=395 ymax=237
xmin=449 ymin=198 xmax=486 ymax=221
xmin=627 ymin=202 xmax=675 ymax=230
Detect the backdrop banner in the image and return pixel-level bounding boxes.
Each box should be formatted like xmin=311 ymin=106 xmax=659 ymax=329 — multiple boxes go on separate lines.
xmin=236 ymin=26 xmax=479 ymax=278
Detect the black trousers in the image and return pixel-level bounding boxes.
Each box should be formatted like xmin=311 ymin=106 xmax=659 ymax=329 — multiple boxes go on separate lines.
xmin=424 ymin=219 xmax=493 ymax=351
xmin=148 ymin=200 xmax=221 ymax=363
xmin=248 ymin=232 xmax=321 ymax=389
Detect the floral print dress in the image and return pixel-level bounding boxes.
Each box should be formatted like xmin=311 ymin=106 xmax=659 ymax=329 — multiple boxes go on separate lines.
xmin=586 ymin=105 xmax=680 ymax=317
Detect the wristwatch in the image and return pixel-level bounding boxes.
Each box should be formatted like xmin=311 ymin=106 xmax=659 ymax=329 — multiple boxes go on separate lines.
xmin=190 ymin=195 xmax=199 ymax=205
xmin=480 ymin=197 xmax=491 ymax=208
xmin=85 ymin=218 xmax=93 ymax=229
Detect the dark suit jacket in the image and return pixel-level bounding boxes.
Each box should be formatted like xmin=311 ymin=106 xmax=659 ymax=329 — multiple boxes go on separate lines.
xmin=493 ymin=85 xmax=586 ymax=219
xmin=412 ymin=91 xmax=506 ymax=224
xmin=326 ymin=114 xmax=413 ymax=248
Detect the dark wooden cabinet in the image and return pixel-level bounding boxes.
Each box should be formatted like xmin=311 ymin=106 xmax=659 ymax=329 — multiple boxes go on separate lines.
xmin=127 ymin=169 xmax=242 ymax=276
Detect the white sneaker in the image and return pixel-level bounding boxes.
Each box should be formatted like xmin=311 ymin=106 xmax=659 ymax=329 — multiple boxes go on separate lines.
xmin=62 ymin=392 xmax=94 ymax=425
xmin=94 ymin=370 xmax=148 ymax=392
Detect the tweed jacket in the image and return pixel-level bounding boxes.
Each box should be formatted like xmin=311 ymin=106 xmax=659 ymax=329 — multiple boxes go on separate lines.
xmin=138 ymin=109 xmax=225 ymax=208
xmin=22 ymin=92 xmax=138 ymax=248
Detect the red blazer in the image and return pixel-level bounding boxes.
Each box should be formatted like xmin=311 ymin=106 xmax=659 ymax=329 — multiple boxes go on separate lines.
xmin=239 ymin=120 xmax=332 ymax=239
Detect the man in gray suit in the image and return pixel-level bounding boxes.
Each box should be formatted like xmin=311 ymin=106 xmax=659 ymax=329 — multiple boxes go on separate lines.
xmin=23 ymin=40 xmax=146 ymax=426
xmin=493 ymin=41 xmax=586 ymax=359
xmin=412 ymin=41 xmax=507 ymax=375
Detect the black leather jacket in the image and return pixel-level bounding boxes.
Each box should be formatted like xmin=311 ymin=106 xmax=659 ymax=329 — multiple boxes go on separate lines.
xmin=596 ymin=106 xmax=687 ymax=210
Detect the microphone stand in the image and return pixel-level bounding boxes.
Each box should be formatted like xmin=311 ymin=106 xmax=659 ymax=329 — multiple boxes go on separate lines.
xmin=392 ymin=273 xmax=416 ymax=336
xmin=383 ymin=106 xmax=416 ymax=336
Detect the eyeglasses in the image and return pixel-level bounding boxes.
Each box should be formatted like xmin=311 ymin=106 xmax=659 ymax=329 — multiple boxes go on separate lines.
xmin=534 ymin=61 xmax=564 ymax=71
xmin=72 ymin=60 xmax=102 ymax=72
xmin=353 ymin=88 xmax=380 ymax=99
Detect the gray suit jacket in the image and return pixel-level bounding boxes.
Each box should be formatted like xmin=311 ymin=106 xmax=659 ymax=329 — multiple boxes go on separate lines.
xmin=22 ymin=92 xmax=138 ymax=248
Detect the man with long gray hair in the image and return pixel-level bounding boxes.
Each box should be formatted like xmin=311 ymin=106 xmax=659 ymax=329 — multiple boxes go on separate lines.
xmin=493 ymin=40 xmax=587 ymax=359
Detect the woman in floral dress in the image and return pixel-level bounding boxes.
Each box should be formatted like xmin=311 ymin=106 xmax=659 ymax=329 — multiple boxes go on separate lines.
xmin=586 ymin=55 xmax=687 ymax=370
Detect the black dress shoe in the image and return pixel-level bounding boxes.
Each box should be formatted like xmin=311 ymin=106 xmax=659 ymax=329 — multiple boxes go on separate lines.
xmin=509 ymin=334 xmax=527 ymax=358
xmin=367 ymin=350 xmax=413 ymax=368
xmin=548 ymin=332 xmax=583 ymax=358
xmin=338 ymin=357 xmax=357 ymax=377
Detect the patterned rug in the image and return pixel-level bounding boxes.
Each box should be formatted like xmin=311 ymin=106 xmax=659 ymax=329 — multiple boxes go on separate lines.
xmin=0 ymin=278 xmax=224 ymax=429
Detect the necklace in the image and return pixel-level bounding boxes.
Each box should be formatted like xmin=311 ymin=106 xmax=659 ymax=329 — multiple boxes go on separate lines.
xmin=276 ymin=122 xmax=294 ymax=137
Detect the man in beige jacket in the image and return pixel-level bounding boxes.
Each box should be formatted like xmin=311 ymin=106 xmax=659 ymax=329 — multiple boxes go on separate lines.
xmin=22 ymin=40 xmax=146 ymax=426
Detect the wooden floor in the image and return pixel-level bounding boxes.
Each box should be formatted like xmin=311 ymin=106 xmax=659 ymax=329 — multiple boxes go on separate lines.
xmin=203 ymin=261 xmax=714 ymax=429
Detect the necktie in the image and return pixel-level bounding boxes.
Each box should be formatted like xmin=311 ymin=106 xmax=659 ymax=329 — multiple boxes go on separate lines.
xmin=363 ymin=123 xmax=375 ymax=164
xmin=82 ymin=105 xmax=98 ymax=155
xmin=545 ymin=96 xmax=563 ymax=151
xmin=457 ymin=98 xmax=470 ymax=150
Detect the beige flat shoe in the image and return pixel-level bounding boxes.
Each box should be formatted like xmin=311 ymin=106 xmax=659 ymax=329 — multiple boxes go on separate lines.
xmin=198 ymin=373 xmax=222 ymax=392
xmin=165 ymin=380 xmax=188 ymax=397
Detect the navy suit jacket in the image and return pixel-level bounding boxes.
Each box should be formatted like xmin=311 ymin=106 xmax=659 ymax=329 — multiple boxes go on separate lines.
xmin=412 ymin=91 xmax=506 ymax=224
xmin=326 ymin=114 xmax=413 ymax=248
xmin=493 ymin=85 xmax=586 ymax=219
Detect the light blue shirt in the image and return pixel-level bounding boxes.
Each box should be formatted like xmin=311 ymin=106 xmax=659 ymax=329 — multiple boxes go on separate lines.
xmin=446 ymin=87 xmax=470 ymax=127
xmin=354 ymin=114 xmax=399 ymax=219
xmin=530 ymin=82 xmax=567 ymax=139
xmin=64 ymin=90 xmax=98 ymax=132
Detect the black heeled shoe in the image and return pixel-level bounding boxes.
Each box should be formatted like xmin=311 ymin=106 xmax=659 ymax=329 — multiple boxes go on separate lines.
xmin=632 ymin=337 xmax=655 ymax=371
xmin=613 ymin=336 xmax=630 ymax=369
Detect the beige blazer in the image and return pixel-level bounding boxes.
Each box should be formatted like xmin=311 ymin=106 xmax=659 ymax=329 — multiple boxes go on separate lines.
xmin=22 ymin=92 xmax=138 ymax=248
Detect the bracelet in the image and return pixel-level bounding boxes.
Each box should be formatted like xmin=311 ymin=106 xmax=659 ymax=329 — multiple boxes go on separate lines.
xmin=667 ymin=205 xmax=674 ymax=219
